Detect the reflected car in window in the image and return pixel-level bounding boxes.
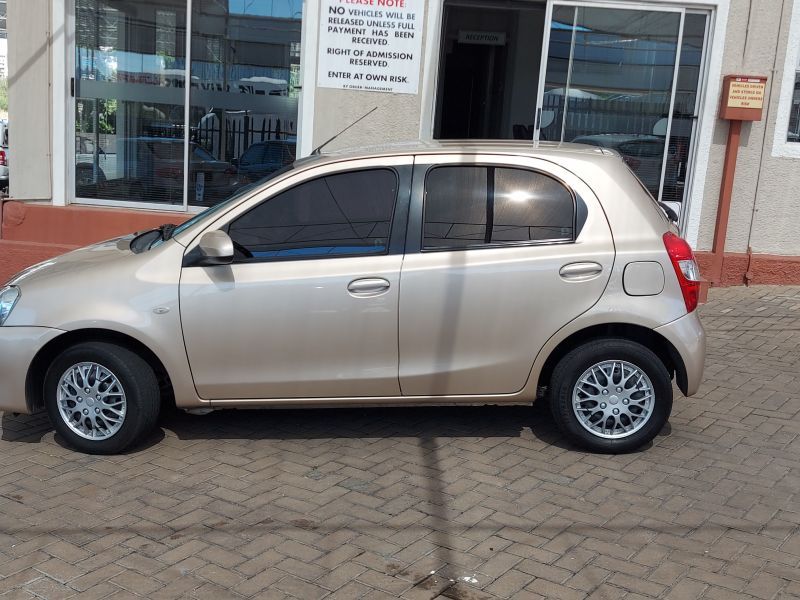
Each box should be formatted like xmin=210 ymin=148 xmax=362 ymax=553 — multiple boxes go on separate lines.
xmin=75 ymin=137 xmax=241 ymax=205
xmin=570 ymin=134 xmax=681 ymax=198
xmin=0 ymin=141 xmax=705 ymax=455
xmin=233 ymin=140 xmax=297 ymax=184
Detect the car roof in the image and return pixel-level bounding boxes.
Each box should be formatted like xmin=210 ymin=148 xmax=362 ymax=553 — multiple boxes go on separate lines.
xmin=571 ymin=133 xmax=662 ymax=143
xmin=308 ymin=139 xmax=616 ymax=167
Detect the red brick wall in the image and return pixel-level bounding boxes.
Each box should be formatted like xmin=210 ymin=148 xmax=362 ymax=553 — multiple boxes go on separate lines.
xmin=694 ymin=252 xmax=800 ymax=286
xmin=0 ymin=201 xmax=191 ymax=285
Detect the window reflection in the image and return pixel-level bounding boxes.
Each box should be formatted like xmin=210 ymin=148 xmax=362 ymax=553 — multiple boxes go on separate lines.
xmin=74 ymin=0 xmax=302 ymax=207
xmin=423 ymin=166 xmax=574 ymax=250
xmin=189 ymin=0 xmax=301 ymax=206
xmin=75 ymin=0 xmax=188 ymax=204
xmin=542 ymin=7 xmax=705 ymax=205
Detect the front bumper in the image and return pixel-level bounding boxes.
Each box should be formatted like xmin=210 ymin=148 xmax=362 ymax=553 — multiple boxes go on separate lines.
xmin=0 ymin=327 xmax=64 ymax=413
xmin=655 ymin=310 xmax=706 ymax=396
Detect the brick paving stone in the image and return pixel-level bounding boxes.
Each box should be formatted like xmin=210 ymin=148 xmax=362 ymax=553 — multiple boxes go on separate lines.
xmin=0 ymin=285 xmax=799 ymax=598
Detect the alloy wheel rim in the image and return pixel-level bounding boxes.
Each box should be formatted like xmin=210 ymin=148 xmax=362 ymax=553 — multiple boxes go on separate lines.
xmin=572 ymin=360 xmax=654 ymax=439
xmin=56 ymin=362 xmax=126 ymax=441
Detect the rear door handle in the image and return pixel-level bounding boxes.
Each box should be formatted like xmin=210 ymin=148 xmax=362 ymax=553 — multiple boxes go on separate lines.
xmin=559 ymin=262 xmax=603 ymax=281
xmin=347 ymin=277 xmax=390 ymax=296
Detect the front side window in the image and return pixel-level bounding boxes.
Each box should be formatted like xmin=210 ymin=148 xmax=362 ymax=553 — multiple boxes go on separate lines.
xmin=423 ymin=166 xmax=574 ymax=250
xmin=228 ymin=169 xmax=397 ymax=260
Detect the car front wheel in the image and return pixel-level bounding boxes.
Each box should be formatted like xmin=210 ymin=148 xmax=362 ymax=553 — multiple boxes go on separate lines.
xmin=548 ymin=338 xmax=672 ymax=453
xmin=44 ymin=342 xmax=161 ymax=454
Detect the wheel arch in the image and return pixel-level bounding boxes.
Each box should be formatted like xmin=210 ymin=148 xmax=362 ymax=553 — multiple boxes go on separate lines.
xmin=26 ymin=328 xmax=175 ymax=413
xmin=536 ymin=323 xmax=689 ymax=396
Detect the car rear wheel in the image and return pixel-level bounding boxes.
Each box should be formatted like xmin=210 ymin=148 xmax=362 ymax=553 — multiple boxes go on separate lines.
xmin=548 ymin=338 xmax=672 ymax=453
xmin=44 ymin=342 xmax=160 ymax=454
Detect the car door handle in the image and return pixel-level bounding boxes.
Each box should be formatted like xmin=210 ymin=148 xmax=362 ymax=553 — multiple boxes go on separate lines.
xmin=559 ymin=262 xmax=603 ymax=281
xmin=347 ymin=278 xmax=391 ymax=296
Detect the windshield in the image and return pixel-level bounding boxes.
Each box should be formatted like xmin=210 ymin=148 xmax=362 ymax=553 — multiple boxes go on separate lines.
xmin=169 ymin=162 xmax=297 ymax=240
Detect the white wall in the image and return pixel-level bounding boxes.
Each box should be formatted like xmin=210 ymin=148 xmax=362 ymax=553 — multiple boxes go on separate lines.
xmin=309 ymin=0 xmax=433 ymax=151
xmin=7 ymin=0 xmax=52 ymax=200
xmin=697 ymin=0 xmax=800 ymax=255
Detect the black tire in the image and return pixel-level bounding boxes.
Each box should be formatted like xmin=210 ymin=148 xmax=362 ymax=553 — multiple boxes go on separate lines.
xmin=44 ymin=342 xmax=161 ymax=454
xmin=548 ymin=338 xmax=672 ymax=453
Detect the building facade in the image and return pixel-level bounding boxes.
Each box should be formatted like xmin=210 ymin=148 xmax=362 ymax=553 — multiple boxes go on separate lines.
xmin=3 ymin=0 xmax=800 ymax=285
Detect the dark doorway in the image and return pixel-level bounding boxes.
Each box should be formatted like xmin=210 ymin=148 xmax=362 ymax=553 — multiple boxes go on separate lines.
xmin=434 ymin=0 xmax=546 ymax=140
xmin=438 ymin=41 xmax=507 ymax=138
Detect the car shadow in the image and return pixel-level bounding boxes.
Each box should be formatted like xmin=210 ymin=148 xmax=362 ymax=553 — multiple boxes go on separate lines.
xmin=1 ymin=401 xmax=669 ymax=453
xmin=160 ymin=403 xmax=573 ymax=445
xmin=0 ymin=411 xmax=166 ymax=453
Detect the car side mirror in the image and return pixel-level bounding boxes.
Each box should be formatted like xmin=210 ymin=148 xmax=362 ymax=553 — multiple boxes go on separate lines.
xmin=191 ymin=230 xmax=234 ymax=266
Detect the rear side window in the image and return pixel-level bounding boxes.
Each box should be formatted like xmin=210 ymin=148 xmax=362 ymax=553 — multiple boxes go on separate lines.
xmin=228 ymin=168 xmax=397 ymax=260
xmin=423 ymin=166 xmax=574 ymax=250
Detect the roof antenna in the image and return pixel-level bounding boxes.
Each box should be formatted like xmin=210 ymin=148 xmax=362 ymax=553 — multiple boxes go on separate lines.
xmin=311 ymin=106 xmax=379 ymax=155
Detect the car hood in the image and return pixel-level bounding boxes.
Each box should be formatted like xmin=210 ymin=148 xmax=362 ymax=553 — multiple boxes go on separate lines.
xmin=7 ymin=235 xmax=135 ymax=287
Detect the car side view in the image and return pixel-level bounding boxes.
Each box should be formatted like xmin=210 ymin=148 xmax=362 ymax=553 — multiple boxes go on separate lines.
xmin=0 ymin=141 xmax=705 ymax=454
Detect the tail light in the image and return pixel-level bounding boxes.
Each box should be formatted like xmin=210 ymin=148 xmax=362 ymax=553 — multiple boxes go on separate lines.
xmin=0 ymin=150 xmax=7 ymax=166
xmin=663 ymin=231 xmax=700 ymax=313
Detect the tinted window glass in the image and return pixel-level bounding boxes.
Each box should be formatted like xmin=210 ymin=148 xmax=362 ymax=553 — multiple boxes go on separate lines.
xmin=229 ymin=169 xmax=397 ymax=260
xmin=423 ymin=166 xmax=574 ymax=249
xmin=423 ymin=167 xmax=488 ymax=248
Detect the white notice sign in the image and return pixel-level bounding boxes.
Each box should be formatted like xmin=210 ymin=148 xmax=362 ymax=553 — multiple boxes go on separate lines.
xmin=317 ymin=0 xmax=424 ymax=94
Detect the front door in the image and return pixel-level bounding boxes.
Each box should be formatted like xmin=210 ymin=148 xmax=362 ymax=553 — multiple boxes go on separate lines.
xmin=179 ymin=163 xmax=410 ymax=400
xmin=398 ymin=155 xmax=615 ymax=397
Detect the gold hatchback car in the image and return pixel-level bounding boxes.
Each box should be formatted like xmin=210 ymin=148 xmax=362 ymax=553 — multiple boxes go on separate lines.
xmin=0 ymin=142 xmax=705 ymax=454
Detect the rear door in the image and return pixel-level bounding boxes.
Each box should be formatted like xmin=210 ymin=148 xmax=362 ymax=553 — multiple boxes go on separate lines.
xmin=398 ymin=154 xmax=615 ymax=396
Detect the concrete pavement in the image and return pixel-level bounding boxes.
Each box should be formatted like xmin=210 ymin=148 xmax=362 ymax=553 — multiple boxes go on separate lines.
xmin=0 ymin=285 xmax=798 ymax=599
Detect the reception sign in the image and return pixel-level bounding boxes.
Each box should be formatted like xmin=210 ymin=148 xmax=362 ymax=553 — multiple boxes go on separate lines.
xmin=317 ymin=0 xmax=424 ymax=94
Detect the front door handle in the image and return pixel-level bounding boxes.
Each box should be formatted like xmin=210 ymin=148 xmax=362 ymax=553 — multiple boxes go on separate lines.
xmin=559 ymin=262 xmax=603 ymax=281
xmin=347 ymin=277 xmax=390 ymax=297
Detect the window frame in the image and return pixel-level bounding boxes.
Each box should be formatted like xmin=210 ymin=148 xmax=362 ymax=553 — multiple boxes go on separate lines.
xmin=223 ymin=165 xmax=405 ymax=265
xmin=419 ymin=163 xmax=579 ymax=253
xmin=772 ymin=0 xmax=800 ymax=158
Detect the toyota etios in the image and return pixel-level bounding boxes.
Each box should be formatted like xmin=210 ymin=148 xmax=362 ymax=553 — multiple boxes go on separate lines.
xmin=0 ymin=141 xmax=705 ymax=454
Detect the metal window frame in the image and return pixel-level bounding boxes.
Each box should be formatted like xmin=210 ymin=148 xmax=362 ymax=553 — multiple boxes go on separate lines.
xmin=65 ymin=0 xmax=309 ymax=212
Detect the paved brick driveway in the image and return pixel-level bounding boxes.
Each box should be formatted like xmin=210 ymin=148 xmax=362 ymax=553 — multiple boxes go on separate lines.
xmin=1 ymin=285 xmax=799 ymax=599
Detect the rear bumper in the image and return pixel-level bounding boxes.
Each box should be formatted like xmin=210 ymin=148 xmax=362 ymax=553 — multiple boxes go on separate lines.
xmin=655 ymin=310 xmax=706 ymax=396
xmin=0 ymin=327 xmax=64 ymax=413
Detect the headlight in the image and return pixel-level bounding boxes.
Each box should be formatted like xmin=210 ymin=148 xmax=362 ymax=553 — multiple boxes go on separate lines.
xmin=0 ymin=286 xmax=20 ymax=325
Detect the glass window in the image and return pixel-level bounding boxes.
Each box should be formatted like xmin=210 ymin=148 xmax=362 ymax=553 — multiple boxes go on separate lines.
xmin=188 ymin=0 xmax=301 ymax=206
xmin=789 ymin=51 xmax=800 ymax=143
xmin=74 ymin=0 xmax=188 ymax=205
xmin=73 ymin=0 xmax=303 ymax=208
xmin=542 ymin=7 xmax=684 ymax=200
xmin=228 ymin=169 xmax=397 ymax=260
xmin=423 ymin=166 xmax=574 ymax=250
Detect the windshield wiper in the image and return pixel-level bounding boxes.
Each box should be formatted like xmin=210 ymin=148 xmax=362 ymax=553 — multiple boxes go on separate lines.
xmin=658 ymin=202 xmax=679 ymax=223
xmin=158 ymin=223 xmax=178 ymax=240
